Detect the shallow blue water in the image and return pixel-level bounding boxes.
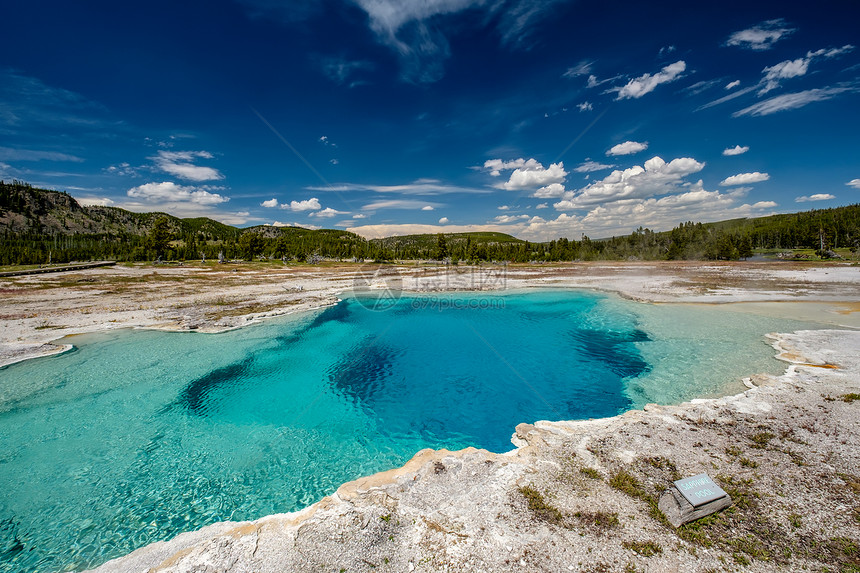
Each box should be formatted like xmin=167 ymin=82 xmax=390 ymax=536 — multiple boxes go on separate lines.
xmin=0 ymin=290 xmax=819 ymax=571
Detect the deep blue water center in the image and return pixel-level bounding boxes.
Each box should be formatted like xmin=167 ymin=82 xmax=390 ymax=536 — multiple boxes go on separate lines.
xmin=0 ymin=290 xmax=811 ymax=572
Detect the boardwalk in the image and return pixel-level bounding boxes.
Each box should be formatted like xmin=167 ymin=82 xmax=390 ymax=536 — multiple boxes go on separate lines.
xmin=0 ymin=261 xmax=116 ymax=277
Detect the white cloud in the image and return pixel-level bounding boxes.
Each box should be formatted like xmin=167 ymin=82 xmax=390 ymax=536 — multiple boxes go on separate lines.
xmin=353 ymin=213 xmax=368 ymax=219
xmin=759 ymin=57 xmax=811 ymax=94
xmin=103 ymin=162 xmax=139 ymax=177
xmin=533 ymin=183 xmax=566 ymax=198
xmin=720 ymin=172 xmax=770 ymax=186
xmin=733 ymin=87 xmax=856 ymax=117
xmin=577 ymin=101 xmax=593 ymax=112
xmin=563 ymin=60 xmax=593 ymax=78
xmin=438 ymin=217 xmax=449 ymax=224
xmin=285 ymin=197 xmax=322 ymax=211
xmin=151 ymin=150 xmax=224 ymax=182
xmin=722 ymin=145 xmax=749 ymax=156
xmin=847 ymin=179 xmax=860 ymax=189
xmin=554 ymin=156 xmax=706 ymax=209
xmin=513 ymin=184 xmax=779 ymax=242
xmin=606 ymin=141 xmax=648 ymax=156
xmin=725 ymin=80 xmax=741 ymax=90
xmin=127 ymin=181 xmax=229 ymax=205
xmin=483 ymin=157 xmax=538 ymax=176
xmin=796 ymin=194 xmax=835 ymax=202
xmin=268 ymin=221 xmax=322 ymax=230
xmin=309 ymin=207 xmax=346 ymax=218
xmin=493 ymin=214 xmax=529 ymax=223
xmin=330 ymin=159 xmax=339 ymax=165
xmin=536 ymin=203 xmax=548 ymax=209
xmin=759 ymin=46 xmax=854 ymax=94
xmin=726 ymin=19 xmax=795 ymax=51
xmin=575 ymin=160 xmax=615 ymax=172
xmin=261 ymin=198 xmax=279 ymax=208
xmin=498 ymin=205 xmax=510 ymax=210
xmin=76 ymin=196 xmax=115 ymax=207
xmin=421 ymin=205 xmax=435 ymax=211
xmin=499 ymin=160 xmax=568 ymax=190
xmin=613 ymin=61 xmax=686 ymax=100
xmin=349 ymin=0 xmax=561 ymax=83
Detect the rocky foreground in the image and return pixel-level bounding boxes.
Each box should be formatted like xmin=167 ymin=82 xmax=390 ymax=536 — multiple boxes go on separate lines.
xmin=2 ymin=261 xmax=859 ymax=572
xmin=86 ymin=329 xmax=860 ymax=573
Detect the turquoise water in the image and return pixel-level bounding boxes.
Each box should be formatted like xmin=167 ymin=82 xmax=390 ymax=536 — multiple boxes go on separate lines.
xmin=0 ymin=290 xmax=822 ymax=572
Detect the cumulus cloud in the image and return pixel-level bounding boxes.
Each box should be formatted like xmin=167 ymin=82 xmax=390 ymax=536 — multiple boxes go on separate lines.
xmin=285 ymin=197 xmax=322 ymax=211
xmin=152 ymin=150 xmax=224 ymax=182
xmin=520 ymin=186 xmax=778 ymax=242
xmin=734 ymin=87 xmax=857 ymax=116
xmin=501 ymin=161 xmax=567 ymax=190
xmin=726 ymin=19 xmax=795 ymax=51
xmin=606 ymin=141 xmax=648 ymax=156
xmin=261 ymin=198 xmax=279 ymax=208
xmin=493 ymin=214 xmax=529 ymax=223
xmin=795 ymin=194 xmax=835 ymax=202
xmin=554 ymin=156 xmax=706 ymax=209
xmin=353 ymin=213 xmax=368 ymax=219
xmin=536 ymin=203 xmax=548 ymax=209
xmin=497 ymin=205 xmax=510 ymax=210
xmin=438 ymin=217 xmax=449 ymax=224
xmin=76 ymin=196 xmax=115 ymax=207
xmin=725 ymin=80 xmax=741 ymax=90
xmin=612 ymin=61 xmax=686 ymax=100
xmin=722 ymin=145 xmax=749 ymax=156
xmin=577 ymin=101 xmax=593 ymax=112
xmin=483 ymin=158 xmax=538 ymax=176
xmin=847 ymin=179 xmax=860 ymax=189
xmin=309 ymin=207 xmax=347 ymax=218
xmin=421 ymin=205 xmax=435 ymax=211
xmin=720 ymin=172 xmax=770 ymax=186
xmin=127 ymin=181 xmax=229 ymax=205
xmin=532 ymin=183 xmax=566 ymax=198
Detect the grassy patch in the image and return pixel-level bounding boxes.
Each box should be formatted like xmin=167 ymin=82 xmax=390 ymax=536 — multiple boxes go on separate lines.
xmin=575 ymin=511 xmax=619 ymax=534
xmin=580 ymin=467 xmax=602 ymax=480
xmin=519 ymin=486 xmax=563 ymax=525
xmin=841 ymin=393 xmax=860 ymax=403
xmin=622 ymin=540 xmax=662 ymax=557
xmin=609 ymin=470 xmax=668 ymax=526
xmin=739 ymin=457 xmax=758 ymax=468
xmin=788 ymin=513 xmax=802 ymax=528
xmin=838 ymin=473 xmax=860 ymax=496
xmin=725 ymin=446 xmax=742 ymax=457
xmin=750 ymin=431 xmax=775 ymax=449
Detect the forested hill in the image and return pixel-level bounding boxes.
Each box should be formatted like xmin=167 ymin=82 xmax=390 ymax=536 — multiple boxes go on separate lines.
xmin=0 ymin=180 xmax=375 ymax=264
xmin=1 ymin=180 xmax=859 ymax=265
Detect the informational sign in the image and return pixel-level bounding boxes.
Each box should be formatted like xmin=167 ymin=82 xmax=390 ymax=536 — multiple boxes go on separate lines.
xmin=673 ymin=473 xmax=728 ymax=507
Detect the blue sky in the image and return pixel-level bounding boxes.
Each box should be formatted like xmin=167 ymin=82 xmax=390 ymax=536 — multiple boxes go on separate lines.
xmin=1 ymin=0 xmax=858 ymax=240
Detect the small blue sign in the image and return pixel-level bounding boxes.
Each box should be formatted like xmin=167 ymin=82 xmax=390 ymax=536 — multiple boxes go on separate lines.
xmin=673 ymin=473 xmax=727 ymax=507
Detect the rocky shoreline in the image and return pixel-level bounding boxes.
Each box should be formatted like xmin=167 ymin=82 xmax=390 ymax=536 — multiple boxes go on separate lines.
xmin=1 ymin=261 xmax=859 ymax=571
